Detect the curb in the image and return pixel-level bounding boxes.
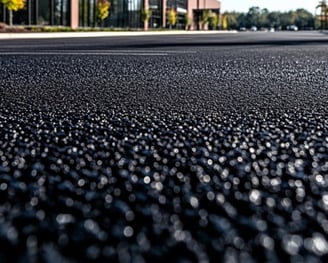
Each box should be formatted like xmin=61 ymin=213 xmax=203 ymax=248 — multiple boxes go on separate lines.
xmin=0 ymin=30 xmax=238 ymax=40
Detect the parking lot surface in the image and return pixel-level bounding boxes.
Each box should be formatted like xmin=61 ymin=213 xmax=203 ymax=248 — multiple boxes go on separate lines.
xmin=0 ymin=32 xmax=328 ymax=262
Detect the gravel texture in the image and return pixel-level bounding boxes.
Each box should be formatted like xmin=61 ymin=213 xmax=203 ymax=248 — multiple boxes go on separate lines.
xmin=0 ymin=44 xmax=328 ymax=263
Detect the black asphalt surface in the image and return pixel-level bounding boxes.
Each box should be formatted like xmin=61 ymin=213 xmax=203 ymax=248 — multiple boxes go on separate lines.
xmin=0 ymin=31 xmax=328 ymax=263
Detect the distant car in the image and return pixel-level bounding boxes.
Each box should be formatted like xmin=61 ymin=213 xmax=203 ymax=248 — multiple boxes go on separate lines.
xmin=250 ymin=26 xmax=257 ymax=32
xmin=269 ymin=28 xmax=275 ymax=32
xmin=239 ymin=27 xmax=246 ymax=32
xmin=287 ymin=25 xmax=298 ymax=31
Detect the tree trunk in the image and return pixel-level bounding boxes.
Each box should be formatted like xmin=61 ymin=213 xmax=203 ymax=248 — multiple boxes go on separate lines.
xmin=9 ymin=10 xmax=13 ymax=26
xmin=144 ymin=20 xmax=148 ymax=31
xmin=144 ymin=0 xmax=149 ymax=31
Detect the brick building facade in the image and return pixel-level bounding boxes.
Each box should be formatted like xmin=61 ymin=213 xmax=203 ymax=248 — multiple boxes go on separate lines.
xmin=0 ymin=0 xmax=220 ymax=30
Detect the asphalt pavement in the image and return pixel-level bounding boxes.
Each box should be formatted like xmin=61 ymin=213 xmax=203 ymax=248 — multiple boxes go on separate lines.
xmin=0 ymin=31 xmax=328 ymax=263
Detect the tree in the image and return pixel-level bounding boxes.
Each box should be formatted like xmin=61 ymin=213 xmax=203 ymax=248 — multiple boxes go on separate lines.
xmin=259 ymin=8 xmax=269 ymax=28
xmin=225 ymin=12 xmax=239 ymax=29
xmin=223 ymin=8 xmax=315 ymax=31
xmin=167 ymin=9 xmax=177 ymax=29
xmin=1 ymin=0 xmax=25 ymax=26
xmin=208 ymin=12 xmax=219 ymax=30
xmin=141 ymin=8 xmax=152 ymax=31
xmin=294 ymin=8 xmax=314 ymax=30
xmin=97 ymin=0 xmax=110 ymax=26
xmin=237 ymin=13 xmax=247 ymax=28
xmin=221 ymin=14 xmax=228 ymax=30
xmin=183 ymin=13 xmax=191 ymax=30
xmin=280 ymin=11 xmax=294 ymax=28
xmin=200 ymin=10 xmax=211 ymax=29
xmin=268 ymin=11 xmax=281 ymax=29
xmin=246 ymin=6 xmax=261 ymax=28
xmin=316 ymin=0 xmax=328 ymax=29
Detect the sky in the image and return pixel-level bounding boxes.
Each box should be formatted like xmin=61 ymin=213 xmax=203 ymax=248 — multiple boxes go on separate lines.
xmin=221 ymin=0 xmax=320 ymax=14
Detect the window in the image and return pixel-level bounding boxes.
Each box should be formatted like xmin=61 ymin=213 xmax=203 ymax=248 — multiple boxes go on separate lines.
xmin=128 ymin=0 xmax=141 ymax=11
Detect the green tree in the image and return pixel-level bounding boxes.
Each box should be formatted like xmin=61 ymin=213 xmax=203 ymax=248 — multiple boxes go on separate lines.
xmin=141 ymin=8 xmax=152 ymax=31
xmin=97 ymin=0 xmax=110 ymax=26
xmin=1 ymin=0 xmax=25 ymax=26
xmin=208 ymin=12 xmax=219 ymax=30
xmin=259 ymin=8 xmax=269 ymax=28
xmin=237 ymin=12 xmax=247 ymax=28
xmin=294 ymin=8 xmax=314 ymax=30
xmin=246 ymin=6 xmax=261 ymax=27
xmin=280 ymin=11 xmax=294 ymax=29
xmin=225 ymin=12 xmax=239 ymax=29
xmin=223 ymin=7 xmax=314 ymax=31
xmin=268 ymin=11 xmax=281 ymax=28
xmin=167 ymin=9 xmax=177 ymax=29
xmin=201 ymin=10 xmax=211 ymax=29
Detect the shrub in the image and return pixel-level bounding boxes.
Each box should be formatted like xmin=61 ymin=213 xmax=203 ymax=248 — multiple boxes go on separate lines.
xmin=0 ymin=22 xmax=7 ymax=29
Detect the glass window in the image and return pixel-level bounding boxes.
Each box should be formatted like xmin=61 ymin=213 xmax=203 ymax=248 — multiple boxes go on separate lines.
xmin=38 ymin=0 xmax=50 ymax=25
xmin=0 ymin=4 xmax=4 ymax=23
xmin=128 ymin=0 xmax=141 ymax=11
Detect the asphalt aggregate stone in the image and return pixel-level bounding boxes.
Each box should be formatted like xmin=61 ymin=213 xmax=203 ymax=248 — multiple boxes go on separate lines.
xmin=0 ymin=44 xmax=328 ymax=263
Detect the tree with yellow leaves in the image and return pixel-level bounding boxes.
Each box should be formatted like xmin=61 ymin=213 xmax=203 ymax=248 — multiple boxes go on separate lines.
xmin=167 ymin=9 xmax=177 ymax=29
xmin=141 ymin=8 xmax=152 ymax=31
xmin=1 ymin=0 xmax=25 ymax=26
xmin=97 ymin=0 xmax=110 ymax=26
xmin=221 ymin=14 xmax=228 ymax=30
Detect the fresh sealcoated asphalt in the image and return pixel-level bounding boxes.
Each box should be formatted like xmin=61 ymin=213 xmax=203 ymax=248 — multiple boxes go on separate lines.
xmin=0 ymin=31 xmax=328 ymax=262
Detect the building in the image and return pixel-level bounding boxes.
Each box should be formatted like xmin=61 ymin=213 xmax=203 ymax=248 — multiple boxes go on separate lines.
xmin=0 ymin=0 xmax=79 ymax=28
xmin=0 ymin=0 xmax=220 ymax=30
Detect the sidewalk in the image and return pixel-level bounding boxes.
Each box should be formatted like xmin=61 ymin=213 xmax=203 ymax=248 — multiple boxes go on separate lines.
xmin=0 ymin=30 xmax=237 ymax=40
